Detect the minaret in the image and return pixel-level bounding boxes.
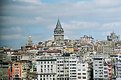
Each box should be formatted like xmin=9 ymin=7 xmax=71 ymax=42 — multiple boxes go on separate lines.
xmin=26 ymin=36 xmax=33 ymax=46
xmin=54 ymin=19 xmax=64 ymax=46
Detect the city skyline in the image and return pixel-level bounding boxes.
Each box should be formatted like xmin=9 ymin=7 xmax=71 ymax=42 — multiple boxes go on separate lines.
xmin=1 ymin=0 xmax=121 ymax=49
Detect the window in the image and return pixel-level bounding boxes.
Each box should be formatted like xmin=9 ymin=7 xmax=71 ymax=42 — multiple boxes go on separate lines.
xmin=83 ymin=77 xmax=86 ymax=79
xmin=104 ymin=75 xmax=108 ymax=77
xmin=99 ymin=72 xmax=103 ymax=74
xmin=71 ymin=73 xmax=76 ymax=74
xmin=14 ymin=64 xmax=18 ymax=66
xmin=99 ymin=67 xmax=103 ymax=69
xmin=41 ymin=69 xmax=43 ymax=72
xmin=104 ymin=71 xmax=107 ymax=73
xmin=51 ymin=69 xmax=53 ymax=72
xmin=78 ymin=73 xmax=81 ymax=75
xmin=59 ymin=64 xmax=63 ymax=66
xmin=83 ymin=65 xmax=85 ymax=67
xmin=70 ymin=70 xmax=76 ymax=72
xmin=109 ymin=73 xmax=111 ymax=75
xmin=95 ymin=70 xmax=97 ymax=72
xmin=99 ymin=64 xmax=102 ymax=66
xmin=95 ymin=64 xmax=97 ymax=66
xmin=60 ymin=71 xmax=64 ymax=72
xmin=83 ymin=73 xmax=86 ymax=75
xmin=83 ymin=69 xmax=86 ymax=71
xmin=70 ymin=67 xmax=76 ymax=69
xmin=99 ymin=76 xmax=103 ymax=77
xmin=78 ymin=77 xmax=81 ymax=79
xmin=51 ymin=65 xmax=53 ymax=68
xmin=71 ymin=76 xmax=76 ymax=77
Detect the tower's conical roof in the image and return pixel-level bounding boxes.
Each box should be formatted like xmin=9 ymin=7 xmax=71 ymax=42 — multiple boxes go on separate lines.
xmin=56 ymin=19 xmax=62 ymax=29
xmin=54 ymin=19 xmax=64 ymax=34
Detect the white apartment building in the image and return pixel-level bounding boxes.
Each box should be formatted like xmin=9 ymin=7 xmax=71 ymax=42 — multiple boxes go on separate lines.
xmin=93 ymin=54 xmax=112 ymax=80
xmin=57 ymin=55 xmax=70 ymax=80
xmin=36 ymin=56 xmax=57 ymax=80
xmin=77 ymin=61 xmax=90 ymax=80
xmin=57 ymin=54 xmax=79 ymax=80
xmin=57 ymin=53 xmax=90 ymax=80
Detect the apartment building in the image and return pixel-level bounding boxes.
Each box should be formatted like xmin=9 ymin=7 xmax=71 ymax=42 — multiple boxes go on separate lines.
xmin=110 ymin=54 xmax=121 ymax=79
xmin=57 ymin=53 xmax=79 ymax=80
xmin=93 ymin=54 xmax=112 ymax=80
xmin=77 ymin=61 xmax=90 ymax=80
xmin=57 ymin=53 xmax=91 ymax=80
xmin=36 ymin=56 xmax=57 ymax=80
xmin=11 ymin=60 xmax=32 ymax=80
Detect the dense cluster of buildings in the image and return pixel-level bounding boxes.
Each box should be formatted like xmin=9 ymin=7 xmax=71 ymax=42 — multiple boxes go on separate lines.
xmin=0 ymin=19 xmax=121 ymax=80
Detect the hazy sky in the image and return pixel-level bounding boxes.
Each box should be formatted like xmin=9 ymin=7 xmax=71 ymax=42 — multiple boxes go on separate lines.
xmin=0 ymin=0 xmax=121 ymax=49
